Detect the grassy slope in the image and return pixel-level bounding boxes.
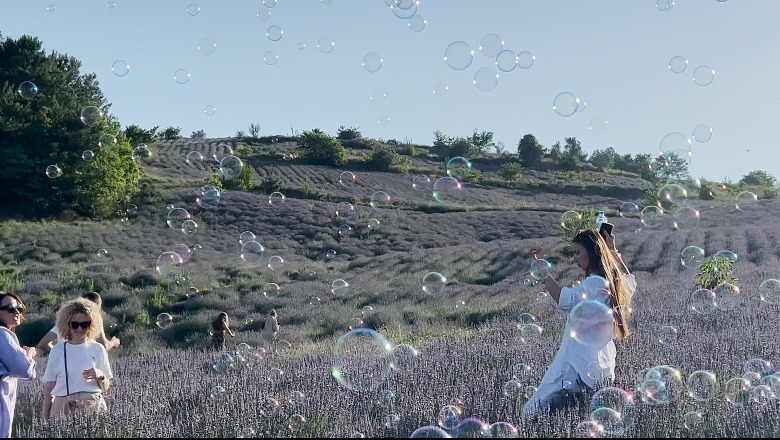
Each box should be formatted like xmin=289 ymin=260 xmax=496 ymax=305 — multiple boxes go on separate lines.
xmin=4 ymin=137 xmax=780 ymax=437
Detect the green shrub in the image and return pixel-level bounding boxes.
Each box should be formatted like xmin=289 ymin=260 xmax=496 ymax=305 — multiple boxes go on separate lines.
xmin=296 ymin=129 xmax=347 ymax=166
xmin=696 ymin=256 xmax=737 ymax=290
xmin=365 ymin=146 xmax=396 ymax=171
xmin=234 ymin=145 xmax=251 ymax=158
xmin=559 ymin=210 xmax=597 ymax=244
xmin=259 ymin=170 xmax=284 ymax=194
xmin=498 ymin=162 xmax=523 ymax=182
xmin=336 ymin=126 xmax=362 ymax=140
xmin=236 ymin=164 xmax=255 ymax=191
xmin=398 ymin=143 xmax=417 ymax=156
xmin=698 ymin=179 xmax=717 ymax=200
xmin=364 ymin=145 xmax=411 ymax=173
xmin=763 ymin=186 xmax=780 ymax=199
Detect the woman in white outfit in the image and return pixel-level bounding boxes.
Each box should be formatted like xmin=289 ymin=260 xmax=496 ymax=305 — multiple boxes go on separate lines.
xmin=261 ymin=309 xmax=279 ymax=348
xmin=522 ymin=229 xmax=636 ymax=417
xmin=42 ymin=298 xmax=113 ymax=419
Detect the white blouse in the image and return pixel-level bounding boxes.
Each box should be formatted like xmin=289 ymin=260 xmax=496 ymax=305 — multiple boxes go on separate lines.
xmin=42 ymin=340 xmax=113 ymax=397
xmin=538 ymin=273 xmax=637 ymax=388
xmin=261 ymin=317 xmax=279 ymax=339
xmin=49 ymin=325 xmax=66 ymax=345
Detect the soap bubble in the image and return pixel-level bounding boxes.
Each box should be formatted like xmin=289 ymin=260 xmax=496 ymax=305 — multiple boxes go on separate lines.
xmin=240 ymin=241 xmax=265 ymax=264
xmin=155 ymin=313 xmax=173 ymax=328
xmin=529 ymin=259 xmax=552 ymax=280
xmin=17 ymin=81 xmax=38 ymax=99
xmin=332 ymin=328 xmax=393 ymax=393
xmin=80 ymin=106 xmax=104 ymax=127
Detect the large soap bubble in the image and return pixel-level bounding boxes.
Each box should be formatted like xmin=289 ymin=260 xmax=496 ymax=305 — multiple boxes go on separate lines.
xmin=196 ymin=184 xmax=221 ymax=209
xmin=240 ymin=240 xmax=265 ymax=264
xmin=331 ymin=328 xmax=393 ymax=393
xmin=80 ymin=106 xmax=104 ymax=127
xmin=219 ymin=155 xmax=244 ymax=179
xmin=568 ymin=299 xmax=614 ymax=347
xmin=156 ymin=252 xmax=184 ymax=280
xmin=443 ymin=41 xmax=474 ymax=71
xmin=166 ymin=208 xmax=191 ymax=230
xmin=17 ymin=81 xmax=38 ymax=99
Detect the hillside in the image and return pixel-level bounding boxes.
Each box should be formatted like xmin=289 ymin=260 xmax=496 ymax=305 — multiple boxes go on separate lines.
xmin=4 ymin=136 xmax=780 ymax=437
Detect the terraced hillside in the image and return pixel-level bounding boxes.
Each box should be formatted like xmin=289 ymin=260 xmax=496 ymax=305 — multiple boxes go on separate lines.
xmin=2 ymin=136 xmax=779 ymax=437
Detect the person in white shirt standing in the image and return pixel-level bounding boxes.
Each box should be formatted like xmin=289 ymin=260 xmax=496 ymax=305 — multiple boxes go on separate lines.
xmin=522 ymin=228 xmax=636 ymax=418
xmin=41 ymin=298 xmax=113 ymax=419
xmin=261 ymin=309 xmax=280 ymax=348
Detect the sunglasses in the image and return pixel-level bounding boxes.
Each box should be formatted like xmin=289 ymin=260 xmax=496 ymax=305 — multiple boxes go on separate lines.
xmin=0 ymin=305 xmax=25 ymax=315
xmin=70 ymin=321 xmax=92 ymax=330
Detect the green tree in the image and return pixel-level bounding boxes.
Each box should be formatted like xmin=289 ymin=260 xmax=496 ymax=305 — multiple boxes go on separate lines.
xmin=295 ymin=129 xmax=347 ymax=166
xmin=549 ymin=142 xmax=562 ymax=162
xmin=248 ymin=123 xmax=261 ymax=138
xmin=0 ymin=34 xmax=143 ymax=218
xmin=191 ymin=129 xmax=206 ymax=138
xmin=259 ymin=169 xmax=283 ymax=194
xmin=653 ymin=152 xmax=689 ymax=181
xmin=517 ymin=134 xmax=545 ymax=167
xmin=431 ymin=130 xmax=477 ymax=159
xmin=235 ymin=164 xmax=255 ymax=191
xmin=447 ymin=137 xmax=475 ymax=158
xmin=124 ymin=124 xmax=159 ymax=145
xmin=563 ymin=137 xmax=587 ymax=162
xmin=468 ymin=129 xmax=495 ymax=155
xmin=160 ymin=126 xmax=181 ymax=140
xmin=589 ymin=147 xmax=617 ymax=170
xmin=739 ymin=170 xmax=777 ymax=188
xmin=337 ymin=125 xmax=362 ymax=140
xmin=498 ymin=162 xmax=523 ymax=182
xmin=432 ymin=130 xmax=452 ymax=150
xmin=559 ymin=210 xmax=597 ymax=245
xmin=493 ymin=141 xmax=507 ymax=156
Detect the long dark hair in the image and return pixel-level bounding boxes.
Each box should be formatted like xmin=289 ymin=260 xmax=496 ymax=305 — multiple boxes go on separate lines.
xmin=211 ymin=312 xmax=229 ymax=330
xmin=0 ymin=291 xmax=26 ymax=331
xmin=572 ymin=229 xmax=632 ymax=339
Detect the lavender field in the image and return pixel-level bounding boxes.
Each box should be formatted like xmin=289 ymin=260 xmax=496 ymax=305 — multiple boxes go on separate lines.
xmin=4 ymin=137 xmax=780 ymax=438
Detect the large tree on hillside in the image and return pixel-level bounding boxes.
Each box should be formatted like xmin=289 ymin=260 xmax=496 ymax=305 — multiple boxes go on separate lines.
xmin=563 ymin=137 xmax=587 ymax=162
xmin=589 ymin=147 xmax=618 ymax=170
xmin=468 ymin=129 xmax=495 ymax=155
xmin=517 ymin=134 xmax=545 ymax=167
xmin=739 ymin=170 xmax=777 ymax=188
xmin=653 ymin=152 xmax=689 ymax=181
xmin=0 ymin=33 xmax=143 ymax=218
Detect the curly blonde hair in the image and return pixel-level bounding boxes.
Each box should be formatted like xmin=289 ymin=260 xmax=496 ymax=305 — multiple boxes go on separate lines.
xmin=56 ymin=297 xmax=103 ymax=342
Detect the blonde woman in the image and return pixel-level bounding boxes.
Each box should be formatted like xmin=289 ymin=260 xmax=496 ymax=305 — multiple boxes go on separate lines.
xmin=36 ymin=292 xmax=120 ymax=353
xmin=42 ymin=298 xmax=113 ymax=419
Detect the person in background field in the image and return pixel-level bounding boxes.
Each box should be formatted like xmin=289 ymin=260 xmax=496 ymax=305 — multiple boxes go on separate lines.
xmin=36 ymin=291 xmax=120 ymax=353
xmin=521 ymin=229 xmax=636 ymax=418
xmin=0 ymin=291 xmax=37 ymax=438
xmin=210 ymin=312 xmax=235 ymax=351
xmin=42 ymin=298 xmax=113 ymax=419
xmin=261 ymin=309 xmax=280 ymax=348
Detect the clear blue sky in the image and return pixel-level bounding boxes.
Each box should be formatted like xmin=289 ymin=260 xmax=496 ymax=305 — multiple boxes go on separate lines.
xmin=2 ymin=0 xmax=778 ymax=182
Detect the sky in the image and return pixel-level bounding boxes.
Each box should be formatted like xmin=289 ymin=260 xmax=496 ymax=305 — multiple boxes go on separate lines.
xmin=2 ymin=0 xmax=778 ymax=182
